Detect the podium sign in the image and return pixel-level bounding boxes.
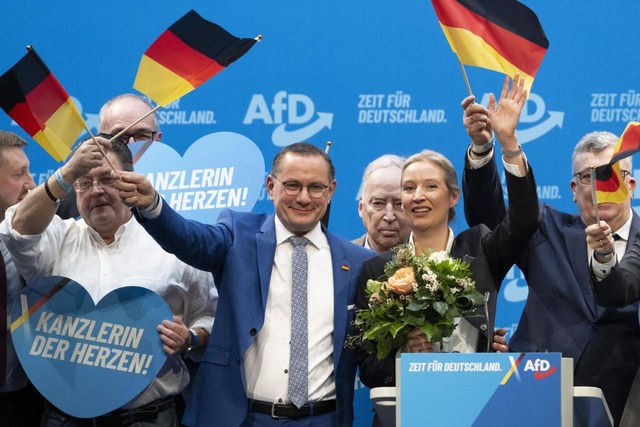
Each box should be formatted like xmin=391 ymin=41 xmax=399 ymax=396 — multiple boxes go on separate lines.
xmin=398 ymin=353 xmax=571 ymax=427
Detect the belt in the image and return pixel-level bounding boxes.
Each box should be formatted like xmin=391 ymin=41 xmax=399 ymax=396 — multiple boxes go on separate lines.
xmin=250 ymin=399 xmax=336 ymax=419
xmin=46 ymin=396 xmax=175 ymax=427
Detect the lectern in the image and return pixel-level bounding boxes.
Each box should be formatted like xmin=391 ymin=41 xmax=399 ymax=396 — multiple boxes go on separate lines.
xmin=370 ymin=353 xmax=612 ymax=427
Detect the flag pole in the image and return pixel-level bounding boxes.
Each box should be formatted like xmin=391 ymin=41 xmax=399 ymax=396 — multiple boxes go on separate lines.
xmin=108 ymin=105 xmax=162 ymax=143
xmin=321 ymin=140 xmax=333 ymax=228
xmin=78 ymin=126 xmax=122 ymax=177
xmin=589 ymin=165 xmax=600 ymax=224
xmin=325 ymin=140 xmax=332 ymax=154
xmin=458 ymin=59 xmax=473 ymax=97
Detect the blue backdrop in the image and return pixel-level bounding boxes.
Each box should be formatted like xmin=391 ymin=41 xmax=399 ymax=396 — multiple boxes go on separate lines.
xmin=3 ymin=1 xmax=640 ymax=425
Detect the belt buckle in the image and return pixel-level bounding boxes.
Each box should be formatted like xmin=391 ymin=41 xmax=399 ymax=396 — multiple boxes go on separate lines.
xmin=270 ymin=402 xmax=283 ymax=419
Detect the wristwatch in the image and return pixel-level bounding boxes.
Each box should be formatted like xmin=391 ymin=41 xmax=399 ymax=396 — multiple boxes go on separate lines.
xmin=184 ymin=328 xmax=198 ymax=356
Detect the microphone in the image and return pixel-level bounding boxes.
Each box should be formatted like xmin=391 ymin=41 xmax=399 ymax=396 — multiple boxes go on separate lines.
xmin=484 ymin=292 xmax=493 ymax=353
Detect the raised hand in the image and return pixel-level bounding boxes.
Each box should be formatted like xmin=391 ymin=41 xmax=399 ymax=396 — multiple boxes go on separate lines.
xmin=114 ymin=170 xmax=157 ymax=209
xmin=487 ymin=74 xmax=527 ymax=143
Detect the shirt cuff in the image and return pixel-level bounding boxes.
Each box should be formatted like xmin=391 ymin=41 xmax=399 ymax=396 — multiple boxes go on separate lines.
xmin=502 ymin=151 xmax=529 ymax=177
xmin=591 ymin=255 xmax=617 ymax=280
xmin=467 ymin=147 xmax=494 ymax=169
xmin=137 ymin=194 xmax=163 ymax=219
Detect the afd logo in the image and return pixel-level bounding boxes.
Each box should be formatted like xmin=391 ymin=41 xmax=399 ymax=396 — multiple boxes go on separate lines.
xmin=523 ymin=358 xmax=558 ymax=380
xmin=502 ymin=266 xmax=528 ymax=303
xmin=479 ymin=92 xmax=564 ymax=144
xmin=243 ymin=91 xmax=333 ymax=147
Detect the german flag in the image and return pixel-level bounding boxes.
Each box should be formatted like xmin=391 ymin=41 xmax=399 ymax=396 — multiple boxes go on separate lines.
xmin=611 ymin=122 xmax=640 ymax=164
xmin=0 ymin=47 xmax=85 ymax=162
xmin=431 ymin=0 xmax=548 ymax=92
xmin=594 ymin=162 xmax=629 ymax=204
xmin=134 ymin=10 xmax=258 ymax=106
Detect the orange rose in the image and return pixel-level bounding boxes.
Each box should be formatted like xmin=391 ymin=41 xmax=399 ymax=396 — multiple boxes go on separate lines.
xmin=386 ymin=267 xmax=416 ymax=295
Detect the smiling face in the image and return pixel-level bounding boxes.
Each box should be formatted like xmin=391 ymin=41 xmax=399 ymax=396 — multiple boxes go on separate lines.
xmin=266 ymin=152 xmax=336 ymax=235
xmin=359 ymin=166 xmax=410 ymax=252
xmin=75 ymin=153 xmax=132 ymax=242
xmin=571 ymin=147 xmax=635 ymax=231
xmin=401 ymin=158 xmax=459 ymax=235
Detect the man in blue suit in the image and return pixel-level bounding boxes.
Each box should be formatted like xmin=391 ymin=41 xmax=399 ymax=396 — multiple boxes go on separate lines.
xmin=461 ymin=95 xmax=640 ymax=426
xmin=116 ymin=142 xmax=374 ymax=426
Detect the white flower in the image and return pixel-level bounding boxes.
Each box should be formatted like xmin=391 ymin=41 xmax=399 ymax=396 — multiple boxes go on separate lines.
xmin=421 ymin=268 xmax=439 ymax=291
xmin=428 ymin=250 xmax=450 ymax=264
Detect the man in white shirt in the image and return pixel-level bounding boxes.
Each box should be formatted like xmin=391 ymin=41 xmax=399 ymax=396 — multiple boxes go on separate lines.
xmin=0 ymin=136 xmax=217 ymax=427
xmin=114 ymin=142 xmax=374 ymax=426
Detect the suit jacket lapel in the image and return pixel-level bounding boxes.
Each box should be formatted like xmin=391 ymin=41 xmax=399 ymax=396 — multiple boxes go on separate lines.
xmin=257 ymin=215 xmax=277 ymax=313
xmin=598 ymin=212 xmax=640 ymax=320
xmin=326 ymin=231 xmax=351 ymax=369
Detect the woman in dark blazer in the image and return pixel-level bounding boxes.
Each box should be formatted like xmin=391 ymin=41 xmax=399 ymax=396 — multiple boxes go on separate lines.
xmin=357 ymin=75 xmax=539 ymax=390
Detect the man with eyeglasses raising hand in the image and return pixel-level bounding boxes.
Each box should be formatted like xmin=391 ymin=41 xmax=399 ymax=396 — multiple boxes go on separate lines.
xmin=114 ymin=142 xmax=374 ymax=426
xmin=0 ymin=136 xmax=217 ymax=427
xmin=462 ymin=108 xmax=640 ymax=424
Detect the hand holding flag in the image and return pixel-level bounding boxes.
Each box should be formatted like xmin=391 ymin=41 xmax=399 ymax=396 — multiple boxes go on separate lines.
xmin=591 ymin=122 xmax=640 ymax=210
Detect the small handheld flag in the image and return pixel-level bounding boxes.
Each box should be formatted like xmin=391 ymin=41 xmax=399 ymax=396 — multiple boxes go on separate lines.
xmin=134 ymin=10 xmax=259 ymax=106
xmin=0 ymin=46 xmax=86 ymax=161
xmin=591 ymin=122 xmax=640 ymax=207
xmin=610 ymin=122 xmax=640 ymax=164
xmin=593 ymin=162 xmax=629 ymax=205
xmin=431 ymin=0 xmax=549 ymax=93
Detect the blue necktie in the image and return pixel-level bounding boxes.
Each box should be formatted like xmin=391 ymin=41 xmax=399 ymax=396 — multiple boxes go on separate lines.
xmin=288 ymin=236 xmax=309 ymax=408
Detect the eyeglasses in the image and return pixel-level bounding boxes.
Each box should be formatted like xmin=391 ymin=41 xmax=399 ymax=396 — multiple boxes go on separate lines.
xmin=119 ymin=131 xmax=158 ymax=143
xmin=272 ymin=176 xmax=330 ymax=198
xmin=74 ymin=175 xmax=118 ymax=192
xmin=574 ymin=169 xmax=631 ymax=185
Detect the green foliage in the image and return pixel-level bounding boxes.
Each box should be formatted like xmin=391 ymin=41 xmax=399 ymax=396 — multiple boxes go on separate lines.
xmin=347 ymin=243 xmax=484 ymax=359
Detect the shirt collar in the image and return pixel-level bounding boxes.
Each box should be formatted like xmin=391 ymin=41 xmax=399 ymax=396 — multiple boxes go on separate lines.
xmin=408 ymin=227 xmax=455 ymax=254
xmin=274 ymin=216 xmax=324 ymax=249
xmin=84 ymin=216 xmax=136 ymax=246
xmin=613 ymin=209 xmax=634 ymax=241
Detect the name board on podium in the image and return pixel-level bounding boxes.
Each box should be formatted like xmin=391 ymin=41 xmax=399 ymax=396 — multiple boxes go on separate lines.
xmin=398 ymin=353 xmax=572 ymax=427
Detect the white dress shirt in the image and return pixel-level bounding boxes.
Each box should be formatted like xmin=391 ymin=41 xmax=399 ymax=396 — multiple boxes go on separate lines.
xmin=0 ymin=206 xmax=217 ymax=408
xmin=244 ymin=216 xmax=336 ymax=404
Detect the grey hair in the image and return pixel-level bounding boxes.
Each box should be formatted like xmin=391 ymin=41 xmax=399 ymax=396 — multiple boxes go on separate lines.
xmin=571 ymin=131 xmax=632 ymax=174
xmin=360 ymin=154 xmax=405 ymax=199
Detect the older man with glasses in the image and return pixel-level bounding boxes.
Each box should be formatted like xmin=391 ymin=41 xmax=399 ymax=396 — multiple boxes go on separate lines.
xmin=462 ymin=113 xmax=640 ymax=424
xmin=0 ymin=136 xmax=217 ymax=427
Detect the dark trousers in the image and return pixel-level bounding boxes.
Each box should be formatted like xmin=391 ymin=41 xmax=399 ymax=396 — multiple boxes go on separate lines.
xmin=0 ymin=382 xmax=45 ymax=427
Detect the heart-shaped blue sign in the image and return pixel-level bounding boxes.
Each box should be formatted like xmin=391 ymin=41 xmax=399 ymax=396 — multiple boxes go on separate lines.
xmin=135 ymin=131 xmax=266 ymax=225
xmin=10 ymin=276 xmax=172 ymax=418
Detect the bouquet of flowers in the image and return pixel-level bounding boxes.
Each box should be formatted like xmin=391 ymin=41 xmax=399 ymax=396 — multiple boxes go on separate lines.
xmin=348 ymin=243 xmax=484 ymax=359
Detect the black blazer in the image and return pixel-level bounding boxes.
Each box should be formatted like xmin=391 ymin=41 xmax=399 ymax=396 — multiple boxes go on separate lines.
xmin=465 ymin=154 xmax=640 ymax=425
xmin=357 ymin=165 xmax=539 ymax=388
